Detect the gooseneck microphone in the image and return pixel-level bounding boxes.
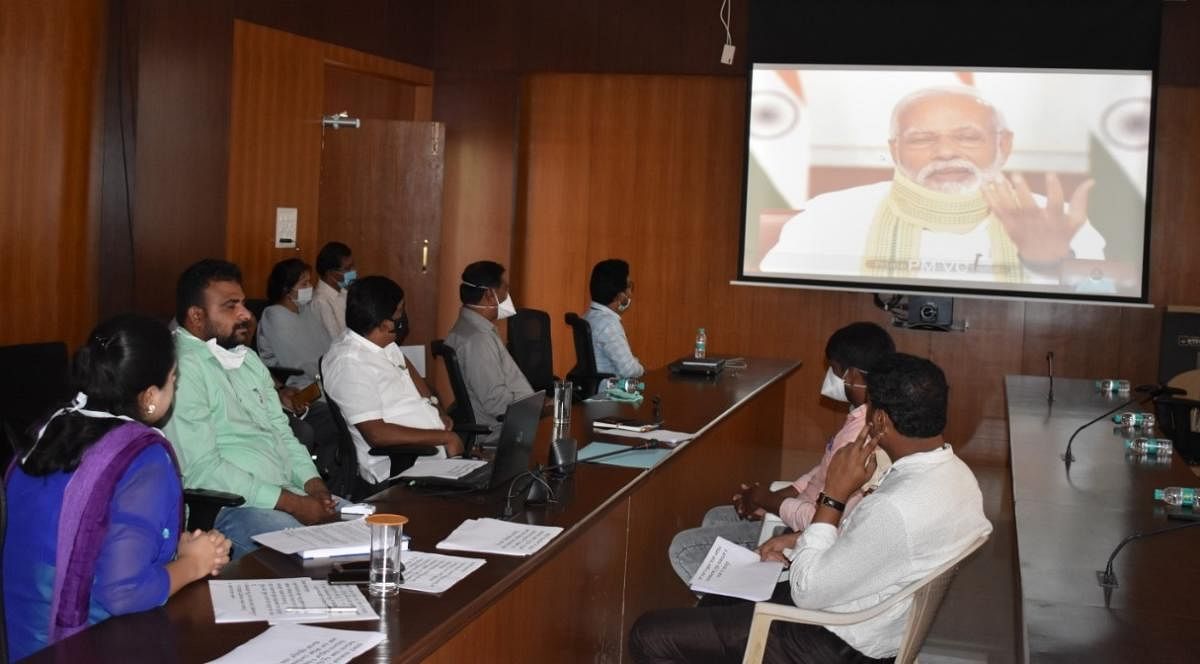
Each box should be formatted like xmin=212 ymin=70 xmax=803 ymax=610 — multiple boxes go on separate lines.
xmin=1097 ymin=519 xmax=1200 ymax=588
xmin=1046 ymin=352 xmax=1055 ymax=404
xmin=1061 ymin=384 xmax=1172 ymax=465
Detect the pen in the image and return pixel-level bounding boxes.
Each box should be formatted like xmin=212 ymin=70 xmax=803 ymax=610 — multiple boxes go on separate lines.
xmin=284 ymin=606 xmax=358 ymax=613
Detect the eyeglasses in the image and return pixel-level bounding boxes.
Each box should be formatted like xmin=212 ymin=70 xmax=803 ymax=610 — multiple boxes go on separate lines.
xmin=898 ymin=129 xmax=995 ymax=150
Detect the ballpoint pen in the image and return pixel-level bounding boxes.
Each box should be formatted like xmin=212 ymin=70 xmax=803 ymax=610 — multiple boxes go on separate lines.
xmin=284 ymin=606 xmax=358 ymax=613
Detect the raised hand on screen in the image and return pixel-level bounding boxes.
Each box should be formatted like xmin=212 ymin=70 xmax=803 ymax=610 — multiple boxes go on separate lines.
xmin=983 ymin=172 xmax=1094 ymax=267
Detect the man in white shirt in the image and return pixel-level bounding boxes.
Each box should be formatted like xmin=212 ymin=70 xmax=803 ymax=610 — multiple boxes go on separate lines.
xmin=630 ymin=353 xmax=992 ymax=663
xmin=322 ymin=276 xmax=464 ymax=487
xmin=760 ymin=86 xmax=1105 ymax=285
xmin=583 ymin=258 xmax=644 ymax=378
xmin=312 ymin=241 xmax=356 ymax=340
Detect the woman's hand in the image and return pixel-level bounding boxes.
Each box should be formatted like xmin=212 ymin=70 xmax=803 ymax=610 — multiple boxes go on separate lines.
xmin=177 ymin=529 xmax=230 ymax=579
xmin=757 ymin=532 xmax=801 ymax=564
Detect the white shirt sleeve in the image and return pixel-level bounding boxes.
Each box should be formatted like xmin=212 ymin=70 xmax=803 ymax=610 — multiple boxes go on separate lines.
xmin=788 ymin=497 xmax=914 ymax=610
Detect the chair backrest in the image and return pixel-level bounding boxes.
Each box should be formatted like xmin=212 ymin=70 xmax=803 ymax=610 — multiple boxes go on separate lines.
xmin=431 ymin=340 xmax=483 ymax=449
xmin=1154 ymin=396 xmax=1200 ymax=464
xmin=0 ymin=342 xmax=70 ymax=467
xmin=315 ymin=356 xmax=363 ymax=499
xmin=563 ymin=313 xmax=610 ymax=396
xmin=506 ymin=308 xmax=555 ymax=393
xmin=893 ymin=532 xmax=990 ymax=663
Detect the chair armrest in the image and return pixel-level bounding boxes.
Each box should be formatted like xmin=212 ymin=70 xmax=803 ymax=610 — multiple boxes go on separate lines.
xmin=183 ymin=488 xmax=245 ymax=532
xmin=367 ymin=444 xmax=440 ymax=458
xmin=267 ymin=366 xmax=304 ymax=382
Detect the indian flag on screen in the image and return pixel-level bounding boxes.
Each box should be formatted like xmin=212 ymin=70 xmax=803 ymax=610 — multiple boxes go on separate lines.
xmin=748 ymin=69 xmax=809 ymax=209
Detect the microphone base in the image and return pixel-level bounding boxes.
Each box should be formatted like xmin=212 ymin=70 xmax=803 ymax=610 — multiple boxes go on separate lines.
xmin=1096 ymin=570 xmax=1118 ymax=588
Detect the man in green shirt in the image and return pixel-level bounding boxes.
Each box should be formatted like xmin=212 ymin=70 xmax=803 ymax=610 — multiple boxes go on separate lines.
xmin=165 ymin=259 xmax=336 ymax=558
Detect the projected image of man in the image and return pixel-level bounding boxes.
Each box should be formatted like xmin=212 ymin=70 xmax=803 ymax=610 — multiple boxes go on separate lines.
xmin=760 ymin=86 xmax=1105 ymax=284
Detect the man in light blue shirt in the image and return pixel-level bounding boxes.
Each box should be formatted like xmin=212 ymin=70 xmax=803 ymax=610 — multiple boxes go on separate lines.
xmin=583 ymin=259 xmax=644 ymax=378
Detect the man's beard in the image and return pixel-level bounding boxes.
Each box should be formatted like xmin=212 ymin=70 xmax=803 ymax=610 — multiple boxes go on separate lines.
xmin=207 ymin=320 xmax=251 ymax=349
xmin=903 ymin=157 xmax=1002 ymax=195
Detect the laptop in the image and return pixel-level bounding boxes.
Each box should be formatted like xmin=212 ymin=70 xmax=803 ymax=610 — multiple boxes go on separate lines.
xmin=406 ymin=391 xmax=544 ymax=490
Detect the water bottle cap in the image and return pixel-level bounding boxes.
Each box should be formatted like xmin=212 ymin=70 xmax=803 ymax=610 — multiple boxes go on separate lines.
xmin=698 ymin=327 xmax=706 ymax=333
xmin=635 ymin=382 xmax=645 ymax=390
xmin=1154 ymin=489 xmax=1165 ymax=500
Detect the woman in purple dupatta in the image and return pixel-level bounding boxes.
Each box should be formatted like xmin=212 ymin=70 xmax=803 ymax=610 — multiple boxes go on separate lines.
xmin=3 ymin=314 xmax=231 ymax=661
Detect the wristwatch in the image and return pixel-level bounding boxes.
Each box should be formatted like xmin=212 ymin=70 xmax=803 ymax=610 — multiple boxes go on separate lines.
xmin=817 ymin=492 xmax=846 ymax=512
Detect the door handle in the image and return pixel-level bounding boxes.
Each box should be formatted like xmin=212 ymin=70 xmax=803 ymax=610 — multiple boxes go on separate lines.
xmin=421 ymin=239 xmax=429 ymax=273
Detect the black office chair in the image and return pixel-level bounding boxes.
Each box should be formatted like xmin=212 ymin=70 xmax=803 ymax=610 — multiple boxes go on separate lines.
xmin=1154 ymin=396 xmax=1200 ymax=464
xmin=506 ymin=308 xmax=558 ymax=394
xmin=0 ymin=342 xmax=71 ymax=468
xmin=316 ymin=356 xmax=440 ymax=500
xmin=564 ymin=313 xmax=613 ymax=398
xmin=431 ymin=340 xmax=492 ymax=455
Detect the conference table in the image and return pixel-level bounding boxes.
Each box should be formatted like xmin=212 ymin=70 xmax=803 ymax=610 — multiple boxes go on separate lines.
xmin=1006 ymin=376 xmax=1200 ymax=662
xmin=28 ymin=358 xmax=797 ymax=663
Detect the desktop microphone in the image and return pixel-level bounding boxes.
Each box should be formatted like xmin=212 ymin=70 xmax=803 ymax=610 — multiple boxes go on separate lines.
xmin=1062 ymin=384 xmax=1159 ymax=465
xmin=1046 ymin=352 xmax=1055 ymax=404
xmin=1096 ymin=518 xmax=1200 ymax=588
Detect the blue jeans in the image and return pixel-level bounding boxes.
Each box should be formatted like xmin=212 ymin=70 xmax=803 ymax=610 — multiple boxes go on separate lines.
xmin=215 ymin=496 xmax=352 ymax=560
xmin=668 ymin=505 xmax=763 ymax=585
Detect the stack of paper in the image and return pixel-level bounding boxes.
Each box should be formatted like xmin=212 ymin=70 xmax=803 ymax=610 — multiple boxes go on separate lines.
xmin=209 ymin=578 xmax=378 ymax=624
xmin=398 ymin=551 xmax=487 ymax=594
xmin=436 ymin=518 xmax=562 ymax=557
xmin=207 ymin=623 xmax=384 ymax=664
xmin=688 ymin=537 xmax=785 ymax=602
xmin=594 ymin=427 xmax=696 ymax=446
xmin=253 ymin=519 xmax=410 ymax=559
xmin=397 ymin=458 xmax=488 ymax=480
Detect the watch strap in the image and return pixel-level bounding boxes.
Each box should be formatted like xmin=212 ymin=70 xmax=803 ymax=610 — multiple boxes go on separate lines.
xmin=817 ymin=492 xmax=846 ymax=512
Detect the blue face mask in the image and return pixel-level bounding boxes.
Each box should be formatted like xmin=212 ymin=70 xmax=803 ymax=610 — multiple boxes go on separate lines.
xmin=340 ymin=270 xmax=358 ymax=289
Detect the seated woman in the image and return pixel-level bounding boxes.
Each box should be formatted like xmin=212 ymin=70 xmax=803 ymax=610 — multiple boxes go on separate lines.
xmin=3 ymin=314 xmax=231 ymax=661
xmin=257 ymin=257 xmax=333 ymax=388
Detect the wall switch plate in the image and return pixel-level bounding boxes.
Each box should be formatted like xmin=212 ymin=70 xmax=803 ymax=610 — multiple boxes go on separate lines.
xmin=720 ymin=44 xmax=736 ymax=65
xmin=275 ymin=207 xmax=297 ymax=248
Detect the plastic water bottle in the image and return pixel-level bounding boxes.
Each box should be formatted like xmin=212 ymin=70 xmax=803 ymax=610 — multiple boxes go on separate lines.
xmin=1095 ymin=379 xmax=1131 ymax=393
xmin=600 ymin=377 xmax=645 ymax=393
xmin=1113 ymin=412 xmax=1155 ymax=429
xmin=1124 ymin=438 xmax=1173 ymax=456
xmin=1154 ymin=487 xmax=1198 ymax=506
xmin=694 ymin=328 xmax=707 ymax=359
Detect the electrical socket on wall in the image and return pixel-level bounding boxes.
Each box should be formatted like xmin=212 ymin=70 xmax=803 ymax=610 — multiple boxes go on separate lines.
xmin=275 ymin=207 xmax=297 ymax=249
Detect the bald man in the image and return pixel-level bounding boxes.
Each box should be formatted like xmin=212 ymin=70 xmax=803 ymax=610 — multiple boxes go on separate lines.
xmin=760 ymin=86 xmax=1105 ymax=285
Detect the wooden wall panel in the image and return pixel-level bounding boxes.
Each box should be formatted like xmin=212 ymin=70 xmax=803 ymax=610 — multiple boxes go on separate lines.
xmin=515 ymin=64 xmax=1200 ymax=467
xmin=225 ymin=21 xmax=433 ymax=301
xmin=0 ymin=0 xmax=106 ymax=346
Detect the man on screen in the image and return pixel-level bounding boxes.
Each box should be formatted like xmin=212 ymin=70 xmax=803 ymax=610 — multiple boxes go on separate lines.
xmin=759 ymin=86 xmax=1106 ymax=284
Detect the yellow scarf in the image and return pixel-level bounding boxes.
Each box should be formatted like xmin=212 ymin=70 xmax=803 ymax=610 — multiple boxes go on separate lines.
xmin=862 ymin=172 xmax=1022 ymax=282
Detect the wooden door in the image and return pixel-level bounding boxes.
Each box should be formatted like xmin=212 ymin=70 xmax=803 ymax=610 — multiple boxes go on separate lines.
xmin=318 ymin=121 xmax=444 ymax=346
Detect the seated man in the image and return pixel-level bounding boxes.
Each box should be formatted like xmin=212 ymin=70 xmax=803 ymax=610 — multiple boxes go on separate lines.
xmin=312 ymin=241 xmax=356 ymax=340
xmin=322 ymin=276 xmax=465 ymax=488
xmin=583 ymin=258 xmax=644 ymax=378
xmin=631 ymin=353 xmax=992 ymax=663
xmin=668 ymin=322 xmax=894 ymax=584
xmin=444 ymin=260 xmax=537 ymax=443
xmin=165 ymin=259 xmax=336 ymax=559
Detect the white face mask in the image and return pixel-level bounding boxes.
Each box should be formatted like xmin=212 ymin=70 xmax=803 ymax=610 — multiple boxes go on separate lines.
xmin=496 ymin=292 xmax=517 ymax=320
xmin=294 ymin=286 xmax=313 ymax=305
xmin=820 ymin=367 xmax=850 ymax=403
xmin=206 ymin=338 xmax=249 ymax=370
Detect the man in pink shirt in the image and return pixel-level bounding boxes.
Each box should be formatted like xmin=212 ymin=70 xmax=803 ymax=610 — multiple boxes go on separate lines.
xmin=667 ymin=322 xmax=895 ymax=584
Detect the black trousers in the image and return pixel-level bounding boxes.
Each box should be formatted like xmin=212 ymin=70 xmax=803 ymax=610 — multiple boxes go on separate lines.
xmin=629 ymin=583 xmax=895 ymax=664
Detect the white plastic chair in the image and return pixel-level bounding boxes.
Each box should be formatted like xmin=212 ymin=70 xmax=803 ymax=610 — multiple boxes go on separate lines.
xmin=741 ymin=532 xmax=989 ymax=664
